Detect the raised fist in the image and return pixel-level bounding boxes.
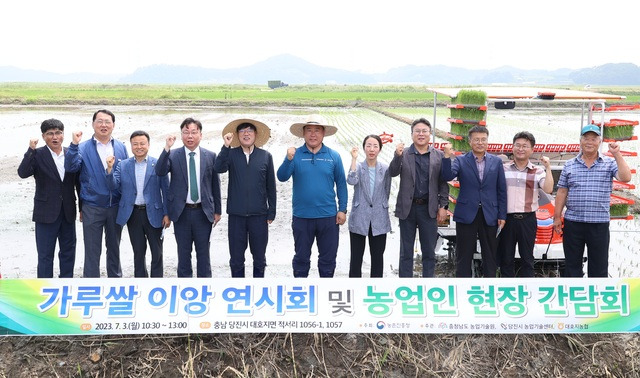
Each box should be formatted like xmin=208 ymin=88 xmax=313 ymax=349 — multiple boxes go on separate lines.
xmin=351 ymin=146 xmax=358 ymax=159
xmin=223 ymin=132 xmax=234 ymax=148
xmin=29 ymin=138 xmax=39 ymax=150
xmin=395 ymin=143 xmax=405 ymax=156
xmin=540 ymin=156 xmax=551 ymax=169
xmin=287 ymin=147 xmax=296 ymax=161
xmin=72 ymin=130 xmax=83 ymax=145
xmin=442 ymin=142 xmax=453 ymax=158
xmin=165 ymin=135 xmax=176 ymax=151
xmin=608 ymin=142 xmax=621 ymax=155
xmin=106 ymin=155 xmax=116 ymax=170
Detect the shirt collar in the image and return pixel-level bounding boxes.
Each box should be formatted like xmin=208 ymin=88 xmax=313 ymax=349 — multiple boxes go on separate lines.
xmin=92 ymin=136 xmax=113 ymax=146
xmin=410 ymin=144 xmax=430 ymax=155
xmin=474 ymin=153 xmax=486 ymax=162
xmin=302 ymin=143 xmax=326 ymax=154
xmin=46 ymin=145 xmax=64 ymax=157
xmin=506 ymin=159 xmax=535 ymax=171
xmin=186 ymin=146 xmax=201 ymax=155
xmin=576 ymin=152 xmax=603 ymax=164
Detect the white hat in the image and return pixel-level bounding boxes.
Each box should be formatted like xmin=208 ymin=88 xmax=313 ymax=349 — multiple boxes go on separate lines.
xmin=289 ymin=115 xmax=338 ymax=138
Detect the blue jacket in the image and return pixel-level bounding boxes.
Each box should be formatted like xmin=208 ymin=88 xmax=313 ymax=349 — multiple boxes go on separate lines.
xmin=107 ymin=156 xmax=169 ymax=228
xmin=214 ymin=146 xmax=276 ymax=220
xmin=277 ymin=143 xmax=347 ymax=218
xmin=65 ymin=137 xmax=128 ymax=208
xmin=441 ymin=152 xmax=507 ymax=226
xmin=156 ymin=146 xmax=221 ymax=223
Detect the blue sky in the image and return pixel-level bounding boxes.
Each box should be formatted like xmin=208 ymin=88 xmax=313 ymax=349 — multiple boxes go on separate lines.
xmin=3 ymin=0 xmax=639 ymax=74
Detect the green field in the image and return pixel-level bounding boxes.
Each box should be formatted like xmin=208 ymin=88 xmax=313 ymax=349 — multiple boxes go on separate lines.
xmin=2 ymin=83 xmax=638 ymax=106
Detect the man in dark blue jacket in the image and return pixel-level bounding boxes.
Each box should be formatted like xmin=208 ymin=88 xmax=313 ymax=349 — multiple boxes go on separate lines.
xmin=65 ymin=110 xmax=128 ymax=278
xmin=18 ymin=119 xmax=80 ymax=278
xmin=214 ymin=119 xmax=276 ymax=277
xmin=442 ymin=126 xmax=507 ymax=278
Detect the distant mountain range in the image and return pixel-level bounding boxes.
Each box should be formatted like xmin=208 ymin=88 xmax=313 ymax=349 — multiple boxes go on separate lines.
xmin=2 ymin=54 xmax=639 ymax=85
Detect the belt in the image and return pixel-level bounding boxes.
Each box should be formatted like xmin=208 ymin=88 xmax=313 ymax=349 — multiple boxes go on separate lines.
xmin=134 ymin=204 xmax=146 ymax=210
xmin=508 ymin=212 xmax=535 ymax=219
xmin=185 ymin=203 xmax=202 ymax=209
xmin=412 ymin=198 xmax=428 ymax=205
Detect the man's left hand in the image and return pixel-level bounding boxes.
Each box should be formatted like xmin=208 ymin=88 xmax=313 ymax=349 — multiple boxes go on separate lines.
xmin=336 ymin=212 xmax=346 ymax=225
xmin=608 ymin=142 xmax=621 ymax=155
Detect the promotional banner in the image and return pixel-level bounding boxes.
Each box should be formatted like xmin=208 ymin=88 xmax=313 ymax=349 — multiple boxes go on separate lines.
xmin=0 ymin=278 xmax=637 ymax=335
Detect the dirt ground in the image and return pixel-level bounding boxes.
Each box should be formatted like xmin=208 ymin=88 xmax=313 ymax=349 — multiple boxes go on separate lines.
xmin=1 ymin=332 xmax=639 ymax=377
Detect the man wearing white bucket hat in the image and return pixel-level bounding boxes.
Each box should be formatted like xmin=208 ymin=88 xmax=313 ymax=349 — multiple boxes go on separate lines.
xmin=277 ymin=115 xmax=348 ymax=278
xmin=214 ymin=119 xmax=276 ymax=278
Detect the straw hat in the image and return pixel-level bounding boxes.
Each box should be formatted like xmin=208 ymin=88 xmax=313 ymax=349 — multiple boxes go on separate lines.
xmin=289 ymin=115 xmax=338 ymax=138
xmin=222 ymin=119 xmax=271 ymax=148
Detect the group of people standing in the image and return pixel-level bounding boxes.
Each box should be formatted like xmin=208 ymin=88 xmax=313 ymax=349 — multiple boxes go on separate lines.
xmin=19 ymin=110 xmax=631 ymax=279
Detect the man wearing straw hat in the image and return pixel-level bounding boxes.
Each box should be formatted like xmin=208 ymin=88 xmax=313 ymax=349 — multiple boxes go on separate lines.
xmin=214 ymin=119 xmax=276 ymax=278
xmin=277 ymin=115 xmax=348 ymax=278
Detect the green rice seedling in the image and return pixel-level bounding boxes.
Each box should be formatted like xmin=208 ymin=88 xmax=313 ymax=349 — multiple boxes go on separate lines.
xmin=453 ymin=90 xmax=487 ymax=106
xmin=450 ymin=122 xmax=475 ymax=136
xmin=450 ymin=137 xmax=470 ymax=151
xmin=448 ymin=200 xmax=456 ymax=213
xmin=450 ymin=107 xmax=485 ymax=121
xmin=603 ymin=125 xmax=636 ymax=140
xmin=610 ymin=203 xmax=630 ymax=218
xmin=448 ymin=184 xmax=460 ymax=198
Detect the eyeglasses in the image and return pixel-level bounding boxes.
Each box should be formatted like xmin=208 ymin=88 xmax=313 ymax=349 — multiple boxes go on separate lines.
xmin=44 ymin=131 xmax=63 ymax=137
xmin=94 ymin=120 xmax=113 ymax=126
xmin=181 ymin=131 xmax=200 ymax=136
xmin=513 ymin=144 xmax=531 ymax=150
xmin=470 ymin=138 xmax=488 ymax=144
xmin=413 ymin=129 xmax=430 ymax=135
xmin=238 ymin=128 xmax=255 ymax=134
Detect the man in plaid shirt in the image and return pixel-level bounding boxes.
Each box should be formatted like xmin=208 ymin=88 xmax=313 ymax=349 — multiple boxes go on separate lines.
xmin=553 ymin=124 xmax=631 ymax=277
xmin=499 ymin=131 xmax=554 ymax=277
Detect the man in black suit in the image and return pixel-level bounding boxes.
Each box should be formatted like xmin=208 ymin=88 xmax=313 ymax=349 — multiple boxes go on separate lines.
xmin=18 ymin=119 xmax=79 ymax=278
xmin=156 ymin=117 xmax=221 ymax=277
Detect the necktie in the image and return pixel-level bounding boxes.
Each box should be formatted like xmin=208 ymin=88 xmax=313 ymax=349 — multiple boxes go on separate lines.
xmin=189 ymin=151 xmax=199 ymax=202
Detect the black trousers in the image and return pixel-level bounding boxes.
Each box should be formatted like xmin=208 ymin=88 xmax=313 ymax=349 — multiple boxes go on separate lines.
xmin=563 ymin=219 xmax=610 ymax=277
xmin=349 ymin=225 xmax=387 ymax=278
xmin=455 ymin=208 xmax=498 ymax=277
xmin=127 ymin=207 xmax=163 ymax=277
xmin=498 ymin=212 xmax=537 ymax=277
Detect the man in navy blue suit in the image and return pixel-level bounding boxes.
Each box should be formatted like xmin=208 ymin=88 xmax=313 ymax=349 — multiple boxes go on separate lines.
xmin=106 ymin=130 xmax=170 ymax=277
xmin=442 ymin=126 xmax=507 ymax=277
xmin=18 ymin=118 xmax=80 ymax=278
xmin=156 ymin=118 xmax=221 ymax=277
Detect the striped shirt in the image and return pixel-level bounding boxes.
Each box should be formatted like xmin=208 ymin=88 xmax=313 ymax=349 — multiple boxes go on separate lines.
xmin=557 ymin=153 xmax=618 ymax=223
xmin=503 ymin=160 xmax=546 ymax=213
xmin=475 ymin=154 xmax=486 ymax=181
xmin=134 ymin=158 xmax=147 ymax=205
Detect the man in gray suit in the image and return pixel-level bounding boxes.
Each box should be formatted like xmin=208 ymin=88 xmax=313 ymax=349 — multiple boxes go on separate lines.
xmin=389 ymin=118 xmax=449 ymax=277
